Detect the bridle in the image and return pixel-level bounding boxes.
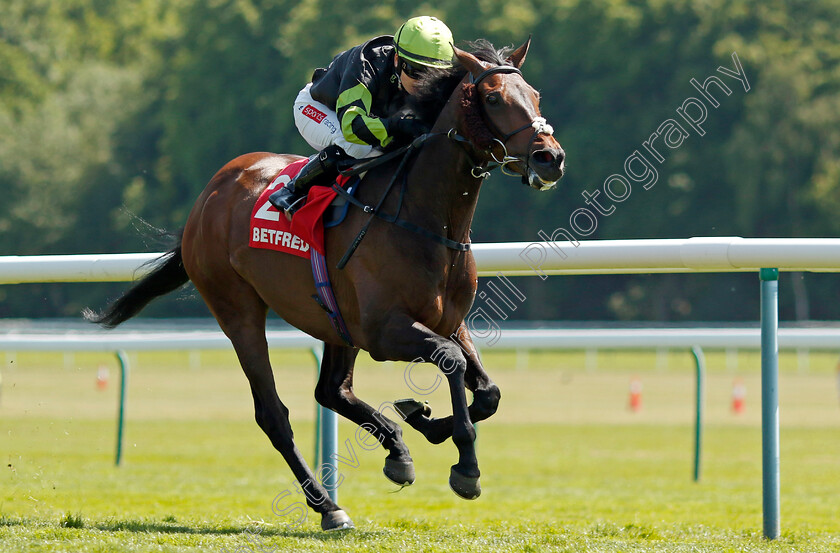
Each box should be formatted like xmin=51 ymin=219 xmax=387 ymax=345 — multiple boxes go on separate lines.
xmin=461 ymin=65 xmax=555 ymax=184
xmin=331 ymin=62 xmax=559 ymax=267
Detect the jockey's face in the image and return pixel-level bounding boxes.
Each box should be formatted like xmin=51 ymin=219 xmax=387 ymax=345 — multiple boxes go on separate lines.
xmin=395 ymin=56 xmax=422 ymax=96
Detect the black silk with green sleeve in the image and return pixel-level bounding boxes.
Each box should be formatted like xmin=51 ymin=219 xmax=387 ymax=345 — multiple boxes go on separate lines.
xmin=309 ymin=35 xmax=408 ymax=149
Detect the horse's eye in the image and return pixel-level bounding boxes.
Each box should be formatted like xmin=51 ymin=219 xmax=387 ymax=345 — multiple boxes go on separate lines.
xmin=486 ymin=93 xmax=500 ymax=106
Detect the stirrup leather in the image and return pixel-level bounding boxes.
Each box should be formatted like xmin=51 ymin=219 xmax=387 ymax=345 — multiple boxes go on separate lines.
xmin=283 ymin=193 xmax=307 ymax=215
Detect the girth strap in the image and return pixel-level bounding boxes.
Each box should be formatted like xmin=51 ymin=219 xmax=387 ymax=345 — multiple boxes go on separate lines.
xmin=310 ymin=249 xmax=354 ymax=347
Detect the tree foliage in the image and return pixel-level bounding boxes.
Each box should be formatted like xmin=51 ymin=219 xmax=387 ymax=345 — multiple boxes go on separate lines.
xmin=1 ymin=0 xmax=839 ymax=320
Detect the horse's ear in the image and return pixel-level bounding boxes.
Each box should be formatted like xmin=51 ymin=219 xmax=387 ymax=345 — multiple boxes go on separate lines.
xmin=507 ymin=36 xmax=531 ymax=69
xmin=454 ymin=45 xmax=487 ymax=80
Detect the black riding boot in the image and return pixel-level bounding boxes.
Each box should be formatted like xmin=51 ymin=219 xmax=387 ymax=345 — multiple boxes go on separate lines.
xmin=268 ymin=144 xmax=349 ymax=220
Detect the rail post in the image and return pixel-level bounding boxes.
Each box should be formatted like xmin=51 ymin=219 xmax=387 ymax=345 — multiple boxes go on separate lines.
xmin=690 ymin=346 xmax=705 ymax=482
xmin=115 ymin=350 xmax=129 ymax=466
xmin=311 ymin=345 xmax=338 ymax=502
xmin=760 ymin=268 xmax=780 ymax=539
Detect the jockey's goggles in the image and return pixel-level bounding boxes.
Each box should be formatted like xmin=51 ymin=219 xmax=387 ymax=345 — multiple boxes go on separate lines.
xmin=399 ymin=59 xmax=428 ymax=80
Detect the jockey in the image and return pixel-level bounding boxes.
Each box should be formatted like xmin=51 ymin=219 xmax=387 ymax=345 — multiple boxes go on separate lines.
xmin=269 ymin=16 xmax=455 ymax=219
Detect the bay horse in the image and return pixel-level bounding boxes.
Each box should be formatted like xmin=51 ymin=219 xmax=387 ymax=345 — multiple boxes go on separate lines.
xmin=85 ymin=39 xmax=564 ymax=531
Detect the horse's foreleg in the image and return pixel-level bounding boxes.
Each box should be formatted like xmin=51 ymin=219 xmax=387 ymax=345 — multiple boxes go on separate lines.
xmin=315 ymin=344 xmax=415 ymax=486
xmin=398 ymin=323 xmax=501 ymax=445
xmin=198 ymin=282 xmax=351 ymax=531
xmin=366 ymin=316 xmax=480 ymax=500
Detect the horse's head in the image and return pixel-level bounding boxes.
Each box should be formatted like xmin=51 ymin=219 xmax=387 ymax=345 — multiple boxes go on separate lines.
xmin=453 ymin=39 xmax=565 ymax=190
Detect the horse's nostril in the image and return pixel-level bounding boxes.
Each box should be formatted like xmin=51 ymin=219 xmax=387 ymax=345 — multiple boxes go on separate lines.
xmin=533 ymin=149 xmax=564 ymax=167
xmin=534 ymin=150 xmax=555 ymax=165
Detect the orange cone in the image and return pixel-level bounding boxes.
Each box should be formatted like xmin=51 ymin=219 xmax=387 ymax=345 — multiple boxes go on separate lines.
xmin=628 ymin=377 xmax=642 ymax=412
xmin=96 ymin=365 xmax=109 ymax=390
xmin=732 ymin=378 xmax=746 ymax=414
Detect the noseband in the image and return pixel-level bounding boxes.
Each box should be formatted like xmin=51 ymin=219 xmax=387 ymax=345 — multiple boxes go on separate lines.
xmin=466 ymin=65 xmax=555 ymax=183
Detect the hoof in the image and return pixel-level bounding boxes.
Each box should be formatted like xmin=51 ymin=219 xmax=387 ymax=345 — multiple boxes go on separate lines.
xmin=383 ymin=458 xmax=415 ymax=486
xmin=449 ymin=466 xmax=481 ymax=500
xmin=393 ymin=398 xmax=431 ymax=420
xmin=321 ymin=510 xmax=354 ymax=531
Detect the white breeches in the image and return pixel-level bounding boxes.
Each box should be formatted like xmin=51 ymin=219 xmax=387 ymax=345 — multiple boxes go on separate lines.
xmin=293 ymin=83 xmax=380 ymax=159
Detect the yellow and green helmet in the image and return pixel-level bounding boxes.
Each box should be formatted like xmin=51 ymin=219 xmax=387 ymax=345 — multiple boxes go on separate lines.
xmin=394 ymin=16 xmax=454 ymax=69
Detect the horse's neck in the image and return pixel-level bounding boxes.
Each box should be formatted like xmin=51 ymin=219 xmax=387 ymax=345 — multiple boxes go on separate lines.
xmin=405 ymin=106 xmax=481 ymax=245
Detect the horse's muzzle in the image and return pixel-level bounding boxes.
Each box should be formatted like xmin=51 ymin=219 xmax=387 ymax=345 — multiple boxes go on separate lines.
xmin=527 ymin=146 xmax=565 ymax=190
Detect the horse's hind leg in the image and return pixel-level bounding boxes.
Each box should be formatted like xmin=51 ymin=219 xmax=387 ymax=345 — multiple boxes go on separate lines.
xmin=197 ymin=281 xmax=352 ymax=531
xmin=398 ymin=324 xmax=501 ymax=445
xmin=315 ymin=344 xmax=415 ymax=486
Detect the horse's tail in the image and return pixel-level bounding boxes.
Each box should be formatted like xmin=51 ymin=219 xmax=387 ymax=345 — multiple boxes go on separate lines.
xmin=83 ymin=233 xmax=189 ymax=329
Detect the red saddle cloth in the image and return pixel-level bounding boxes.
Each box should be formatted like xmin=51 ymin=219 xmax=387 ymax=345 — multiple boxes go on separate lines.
xmin=249 ymin=159 xmax=351 ymax=258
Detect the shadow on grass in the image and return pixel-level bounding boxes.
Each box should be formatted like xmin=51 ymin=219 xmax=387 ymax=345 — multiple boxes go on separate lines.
xmin=93 ymin=518 xmax=387 ymax=541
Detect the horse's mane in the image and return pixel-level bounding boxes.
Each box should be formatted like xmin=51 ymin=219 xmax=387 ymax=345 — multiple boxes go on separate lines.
xmin=408 ymin=39 xmax=515 ymax=148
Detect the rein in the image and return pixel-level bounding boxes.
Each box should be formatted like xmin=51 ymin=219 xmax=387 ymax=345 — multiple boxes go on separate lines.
xmin=334 ymin=63 xmax=553 ymax=269
xmin=334 ymin=133 xmax=469 ymax=270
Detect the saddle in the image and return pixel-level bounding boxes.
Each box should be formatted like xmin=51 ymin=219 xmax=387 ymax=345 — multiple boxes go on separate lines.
xmin=249 ymin=160 xmax=360 ymax=259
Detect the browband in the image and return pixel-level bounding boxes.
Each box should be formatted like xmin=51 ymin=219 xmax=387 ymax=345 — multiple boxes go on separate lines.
xmin=469 ymin=65 xmax=522 ymax=86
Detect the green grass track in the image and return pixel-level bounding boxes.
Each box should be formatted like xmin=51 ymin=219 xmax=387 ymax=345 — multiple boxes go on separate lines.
xmin=2 ymin=348 xmax=839 ymax=552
